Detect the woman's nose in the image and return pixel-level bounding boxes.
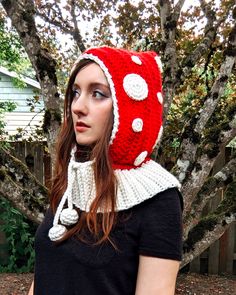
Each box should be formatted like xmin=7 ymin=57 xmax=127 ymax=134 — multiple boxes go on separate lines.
xmin=72 ymin=93 xmax=88 ymax=115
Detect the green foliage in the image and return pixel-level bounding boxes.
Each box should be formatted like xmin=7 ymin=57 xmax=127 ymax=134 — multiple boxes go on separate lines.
xmin=0 ymin=196 xmax=36 ymax=273
xmin=0 ymin=20 xmax=38 ymax=273
xmin=26 ymin=95 xmax=42 ymax=112
xmin=0 ymin=19 xmax=22 ymax=66
xmin=0 ymin=18 xmax=34 ymax=78
xmin=11 ymin=77 xmax=27 ymax=89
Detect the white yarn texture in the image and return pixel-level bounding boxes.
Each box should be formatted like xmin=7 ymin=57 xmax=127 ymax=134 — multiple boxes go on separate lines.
xmin=123 ymin=74 xmax=148 ymax=101
xmin=57 ymin=158 xmax=180 ymax=213
xmin=48 ymin=153 xmax=181 ymax=241
xmin=152 ymin=125 xmax=163 ymax=150
xmin=76 ymin=159 xmax=180 ymax=211
xmin=133 ymin=151 xmax=148 ymax=166
xmin=131 ymin=55 xmax=142 ymax=65
xmin=132 ymin=118 xmax=143 ymax=132
xmin=155 ymin=56 xmax=163 ymax=73
xmin=157 ymin=92 xmax=163 ymax=104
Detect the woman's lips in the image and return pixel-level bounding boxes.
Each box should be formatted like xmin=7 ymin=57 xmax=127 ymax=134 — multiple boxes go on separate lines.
xmin=75 ymin=122 xmax=90 ymax=132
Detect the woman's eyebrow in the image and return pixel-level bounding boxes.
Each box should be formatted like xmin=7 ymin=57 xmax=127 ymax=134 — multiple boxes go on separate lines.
xmin=73 ymin=82 xmax=111 ymax=93
xmin=89 ymin=82 xmax=110 ymax=90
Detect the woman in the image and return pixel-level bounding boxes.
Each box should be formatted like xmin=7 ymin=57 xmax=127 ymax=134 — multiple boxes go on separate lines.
xmin=29 ymin=46 xmax=183 ymax=295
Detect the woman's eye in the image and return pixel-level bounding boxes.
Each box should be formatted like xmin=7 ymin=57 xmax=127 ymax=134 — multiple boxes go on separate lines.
xmin=93 ymin=90 xmax=107 ymax=99
xmin=72 ymin=89 xmax=80 ymax=98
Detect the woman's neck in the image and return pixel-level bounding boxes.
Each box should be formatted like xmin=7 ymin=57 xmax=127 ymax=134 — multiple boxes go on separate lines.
xmin=76 ymin=144 xmax=93 ymax=162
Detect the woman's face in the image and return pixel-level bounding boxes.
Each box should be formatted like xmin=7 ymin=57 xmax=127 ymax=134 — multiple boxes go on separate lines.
xmin=71 ymin=62 xmax=113 ymax=146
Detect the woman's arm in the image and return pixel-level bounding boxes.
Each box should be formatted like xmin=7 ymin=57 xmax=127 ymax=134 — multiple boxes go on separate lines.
xmin=28 ymin=280 xmax=34 ymax=295
xmin=135 ymin=256 xmax=180 ymax=295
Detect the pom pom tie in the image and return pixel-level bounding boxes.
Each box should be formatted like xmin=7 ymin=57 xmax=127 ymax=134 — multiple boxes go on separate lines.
xmin=48 ymin=157 xmax=79 ymax=241
xmin=48 ymin=224 xmax=67 ymax=241
xmin=60 ymin=208 xmax=79 ymax=226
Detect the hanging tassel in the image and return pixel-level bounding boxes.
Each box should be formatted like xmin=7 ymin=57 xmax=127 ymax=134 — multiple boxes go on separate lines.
xmin=60 ymin=208 xmax=79 ymax=225
xmin=48 ymin=224 xmax=67 ymax=241
xmin=48 ymin=156 xmax=79 ymax=241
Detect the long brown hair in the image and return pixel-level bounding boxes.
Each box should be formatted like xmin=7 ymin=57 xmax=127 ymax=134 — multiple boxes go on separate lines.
xmin=50 ymin=60 xmax=117 ymax=244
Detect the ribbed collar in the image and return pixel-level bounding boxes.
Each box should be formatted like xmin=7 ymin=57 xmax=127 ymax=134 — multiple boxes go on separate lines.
xmin=70 ymin=159 xmax=181 ymax=212
xmin=48 ymin=158 xmax=181 ymax=241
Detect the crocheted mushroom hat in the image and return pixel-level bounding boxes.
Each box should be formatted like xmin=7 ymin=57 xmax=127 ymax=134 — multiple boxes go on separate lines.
xmin=76 ymin=46 xmax=164 ymax=169
xmin=48 ymin=47 xmax=180 ymax=241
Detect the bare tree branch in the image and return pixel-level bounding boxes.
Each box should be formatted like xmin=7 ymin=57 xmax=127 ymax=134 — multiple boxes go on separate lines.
xmin=0 ymin=148 xmax=48 ymax=224
xmin=194 ymin=59 xmax=236 ymax=134
xmin=181 ymin=212 xmax=235 ymax=268
xmin=173 ymin=0 xmax=185 ymax=21
xmin=179 ymin=2 xmax=233 ymax=87
xmin=159 ymin=0 xmax=179 ymax=120
xmin=183 ymin=157 xmax=236 ymax=237
xmin=36 ymin=10 xmax=74 ymax=35
xmin=70 ymin=0 xmax=86 ymax=52
xmin=181 ymin=177 xmax=236 ymax=267
xmin=173 ymin=21 xmax=236 ymax=185
xmin=159 ymin=0 xmax=171 ymax=42
xmin=181 ymin=117 xmax=236 ymax=215
xmin=36 ymin=1 xmax=86 ymax=52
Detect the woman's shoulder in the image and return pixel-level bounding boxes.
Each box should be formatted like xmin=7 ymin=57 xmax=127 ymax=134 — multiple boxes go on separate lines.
xmin=122 ymin=187 xmax=183 ymax=236
xmin=133 ymin=187 xmax=183 ymax=214
xmin=133 ymin=187 xmax=183 ymax=260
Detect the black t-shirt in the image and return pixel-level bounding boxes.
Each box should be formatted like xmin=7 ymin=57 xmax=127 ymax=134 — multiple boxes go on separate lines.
xmin=34 ymin=188 xmax=183 ymax=295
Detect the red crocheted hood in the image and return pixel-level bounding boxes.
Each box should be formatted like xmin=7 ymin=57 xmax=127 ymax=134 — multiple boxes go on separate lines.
xmin=75 ymin=46 xmax=163 ymax=170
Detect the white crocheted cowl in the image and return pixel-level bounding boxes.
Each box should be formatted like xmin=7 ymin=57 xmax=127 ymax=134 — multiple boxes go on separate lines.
xmin=48 ymin=151 xmax=181 ymax=241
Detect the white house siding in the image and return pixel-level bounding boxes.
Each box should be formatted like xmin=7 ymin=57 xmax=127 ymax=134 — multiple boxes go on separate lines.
xmin=0 ymin=70 xmax=44 ymax=137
